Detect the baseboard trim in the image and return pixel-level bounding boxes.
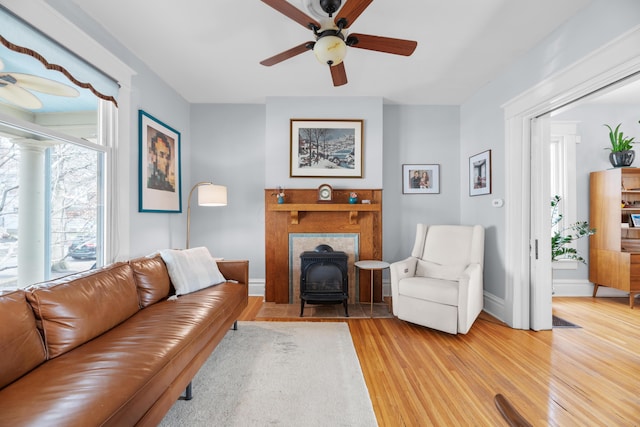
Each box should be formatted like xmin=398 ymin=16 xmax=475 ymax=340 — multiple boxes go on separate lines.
xmin=553 ymin=279 xmax=628 ymax=297
xmin=250 ymin=279 xmax=393 ymax=298
xmin=248 ymin=279 xmax=265 ymax=297
xmin=483 ymin=291 xmax=505 ymax=323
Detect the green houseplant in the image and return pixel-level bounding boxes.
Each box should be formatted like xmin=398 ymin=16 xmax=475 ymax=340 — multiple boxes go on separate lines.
xmin=551 ymin=195 xmax=595 ymax=263
xmin=605 ymin=123 xmax=635 ymax=167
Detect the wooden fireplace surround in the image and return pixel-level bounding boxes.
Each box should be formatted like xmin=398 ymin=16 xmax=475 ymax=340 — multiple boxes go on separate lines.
xmin=265 ymin=188 xmax=383 ymax=303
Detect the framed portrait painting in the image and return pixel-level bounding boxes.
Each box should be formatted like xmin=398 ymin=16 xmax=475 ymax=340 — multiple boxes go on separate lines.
xmin=402 ymin=164 xmax=440 ymax=194
xmin=469 ymin=149 xmax=491 ymax=196
xmin=290 ymin=119 xmax=363 ymax=178
xmin=139 ymin=110 xmax=182 ymax=212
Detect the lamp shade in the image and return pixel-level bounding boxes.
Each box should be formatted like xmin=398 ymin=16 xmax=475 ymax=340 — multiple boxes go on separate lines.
xmin=313 ymin=35 xmax=347 ymax=66
xmin=198 ymin=184 xmax=227 ymax=206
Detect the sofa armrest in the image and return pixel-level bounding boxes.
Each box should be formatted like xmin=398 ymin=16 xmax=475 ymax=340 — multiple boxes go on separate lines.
xmin=217 ymin=260 xmax=249 ymax=285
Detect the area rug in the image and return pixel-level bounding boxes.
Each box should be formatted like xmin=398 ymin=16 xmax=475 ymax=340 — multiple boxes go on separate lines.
xmin=159 ymin=322 xmax=378 ymax=427
xmin=552 ymin=315 xmax=581 ymax=328
xmin=256 ymin=301 xmax=393 ymax=319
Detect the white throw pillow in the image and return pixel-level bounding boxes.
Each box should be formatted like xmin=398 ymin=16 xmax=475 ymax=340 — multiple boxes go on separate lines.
xmin=159 ymin=247 xmax=226 ymax=296
xmin=415 ymin=259 xmax=466 ymax=281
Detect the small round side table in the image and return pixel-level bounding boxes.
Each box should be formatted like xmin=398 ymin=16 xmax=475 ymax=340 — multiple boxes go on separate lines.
xmin=355 ymin=260 xmax=390 ymax=317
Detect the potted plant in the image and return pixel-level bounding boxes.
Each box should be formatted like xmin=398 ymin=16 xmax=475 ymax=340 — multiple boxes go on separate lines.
xmin=551 ymin=195 xmax=595 ymax=263
xmin=604 ymin=123 xmax=635 ymax=167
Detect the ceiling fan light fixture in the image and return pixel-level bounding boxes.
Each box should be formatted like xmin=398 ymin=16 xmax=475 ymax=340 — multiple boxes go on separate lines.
xmin=313 ymin=34 xmax=346 ymax=66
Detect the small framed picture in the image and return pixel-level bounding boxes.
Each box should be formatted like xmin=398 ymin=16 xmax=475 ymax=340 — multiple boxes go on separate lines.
xmin=402 ymin=164 xmax=440 ymax=194
xmin=469 ymin=150 xmax=492 ymax=196
xmin=631 ymin=214 xmax=640 ymax=227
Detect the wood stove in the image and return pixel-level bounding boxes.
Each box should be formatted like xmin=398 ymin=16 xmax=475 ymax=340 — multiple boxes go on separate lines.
xmin=299 ymin=244 xmax=349 ymax=317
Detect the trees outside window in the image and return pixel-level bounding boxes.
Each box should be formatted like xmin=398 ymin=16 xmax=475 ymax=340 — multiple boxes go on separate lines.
xmin=0 ymin=102 xmax=113 ymax=290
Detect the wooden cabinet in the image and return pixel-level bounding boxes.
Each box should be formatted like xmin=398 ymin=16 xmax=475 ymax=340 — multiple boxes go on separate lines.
xmin=589 ymin=168 xmax=640 ymax=307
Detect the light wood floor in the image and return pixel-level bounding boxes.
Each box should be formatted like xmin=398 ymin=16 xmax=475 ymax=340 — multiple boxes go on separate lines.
xmin=238 ymin=296 xmax=640 ymax=426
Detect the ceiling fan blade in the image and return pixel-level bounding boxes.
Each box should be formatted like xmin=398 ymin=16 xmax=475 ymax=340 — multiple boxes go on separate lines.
xmin=347 ymin=33 xmax=417 ymax=56
xmin=334 ymin=0 xmax=373 ymax=29
xmin=0 ymin=84 xmax=43 ymax=109
xmin=260 ymin=42 xmax=313 ymax=66
xmin=261 ymin=0 xmax=320 ymax=30
xmin=10 ymin=73 xmax=80 ymax=97
xmin=330 ymin=62 xmax=347 ymax=87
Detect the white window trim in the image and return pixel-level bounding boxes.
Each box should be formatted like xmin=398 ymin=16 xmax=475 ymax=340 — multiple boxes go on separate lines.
xmin=550 ymin=121 xmax=580 ymax=270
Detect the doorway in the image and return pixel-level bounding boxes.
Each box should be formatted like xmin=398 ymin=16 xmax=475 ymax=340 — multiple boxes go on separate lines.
xmin=503 ymin=26 xmax=640 ymax=330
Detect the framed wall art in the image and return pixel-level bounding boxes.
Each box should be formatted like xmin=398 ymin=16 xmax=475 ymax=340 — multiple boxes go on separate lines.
xmin=138 ymin=110 xmax=182 ymax=212
xmin=402 ymin=164 xmax=440 ymax=194
xmin=469 ymin=149 xmax=491 ymax=196
xmin=290 ymin=119 xmax=363 ymax=178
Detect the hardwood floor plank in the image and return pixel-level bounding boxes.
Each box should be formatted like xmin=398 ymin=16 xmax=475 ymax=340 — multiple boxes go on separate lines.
xmin=238 ymin=297 xmax=640 ymax=426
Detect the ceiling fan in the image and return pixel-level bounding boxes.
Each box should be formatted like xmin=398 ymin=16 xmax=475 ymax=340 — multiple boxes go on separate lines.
xmin=0 ymin=58 xmax=79 ymax=110
xmin=260 ymin=0 xmax=417 ymax=86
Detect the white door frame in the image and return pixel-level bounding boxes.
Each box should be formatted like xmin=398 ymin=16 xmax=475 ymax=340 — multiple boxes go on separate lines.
xmin=530 ymin=115 xmax=552 ymax=331
xmin=502 ymin=25 xmax=640 ymax=329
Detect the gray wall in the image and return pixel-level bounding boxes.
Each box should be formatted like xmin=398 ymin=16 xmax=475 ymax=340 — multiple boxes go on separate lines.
xmin=264 ymin=96 xmax=384 ymax=189
xmin=189 ymin=101 xmax=461 ymax=280
xmin=190 ymin=104 xmax=266 ymax=277
xmin=382 ymin=105 xmax=461 ymax=263
xmin=459 ymin=0 xmax=640 ymax=301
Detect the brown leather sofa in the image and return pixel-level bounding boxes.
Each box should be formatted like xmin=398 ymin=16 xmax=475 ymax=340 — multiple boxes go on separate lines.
xmin=0 ymin=255 xmax=248 ymax=426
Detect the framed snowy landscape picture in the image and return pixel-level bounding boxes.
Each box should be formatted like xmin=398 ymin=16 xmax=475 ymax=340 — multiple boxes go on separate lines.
xmin=290 ymin=119 xmax=363 ymax=178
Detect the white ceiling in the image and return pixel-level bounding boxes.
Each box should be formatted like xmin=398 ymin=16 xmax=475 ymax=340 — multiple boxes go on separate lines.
xmin=71 ymin=0 xmax=593 ymax=105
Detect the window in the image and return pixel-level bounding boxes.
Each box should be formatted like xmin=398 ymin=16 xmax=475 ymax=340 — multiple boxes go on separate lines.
xmin=0 ymin=6 xmax=121 ymax=290
xmin=0 ymin=101 xmax=115 ymax=290
xmin=550 ymin=122 xmax=580 ymax=269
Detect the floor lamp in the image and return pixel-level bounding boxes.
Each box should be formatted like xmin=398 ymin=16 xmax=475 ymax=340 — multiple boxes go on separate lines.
xmin=186 ymin=181 xmax=227 ymax=249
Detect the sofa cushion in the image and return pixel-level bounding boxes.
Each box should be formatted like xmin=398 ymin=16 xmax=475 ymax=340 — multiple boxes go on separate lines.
xmin=159 ymin=247 xmax=226 ymax=296
xmin=415 ymin=259 xmax=466 ymax=281
xmin=0 ymin=290 xmax=47 ymax=388
xmin=130 ymin=255 xmax=171 ymax=308
xmin=26 ymin=262 xmax=140 ymax=358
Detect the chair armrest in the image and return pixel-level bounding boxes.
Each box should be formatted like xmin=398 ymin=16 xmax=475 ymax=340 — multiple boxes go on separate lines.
xmin=389 ymin=257 xmax=418 ymax=316
xmin=217 ymin=260 xmax=249 ymax=285
xmin=390 ymin=257 xmax=418 ymax=280
xmin=457 ymin=263 xmax=483 ymax=333
xmin=460 ymin=263 xmax=482 ymax=284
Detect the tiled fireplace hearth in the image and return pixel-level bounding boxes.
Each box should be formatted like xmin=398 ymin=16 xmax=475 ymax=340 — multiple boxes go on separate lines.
xmin=265 ymin=188 xmax=383 ymax=304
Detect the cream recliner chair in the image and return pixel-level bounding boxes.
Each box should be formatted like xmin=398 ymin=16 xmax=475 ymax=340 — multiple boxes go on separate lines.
xmin=390 ymin=224 xmax=485 ymax=334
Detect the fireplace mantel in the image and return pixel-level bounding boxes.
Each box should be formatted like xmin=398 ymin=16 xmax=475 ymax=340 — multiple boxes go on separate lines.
xmin=265 ymin=189 xmax=383 ymax=303
xmin=268 ymin=203 xmax=380 ymax=225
